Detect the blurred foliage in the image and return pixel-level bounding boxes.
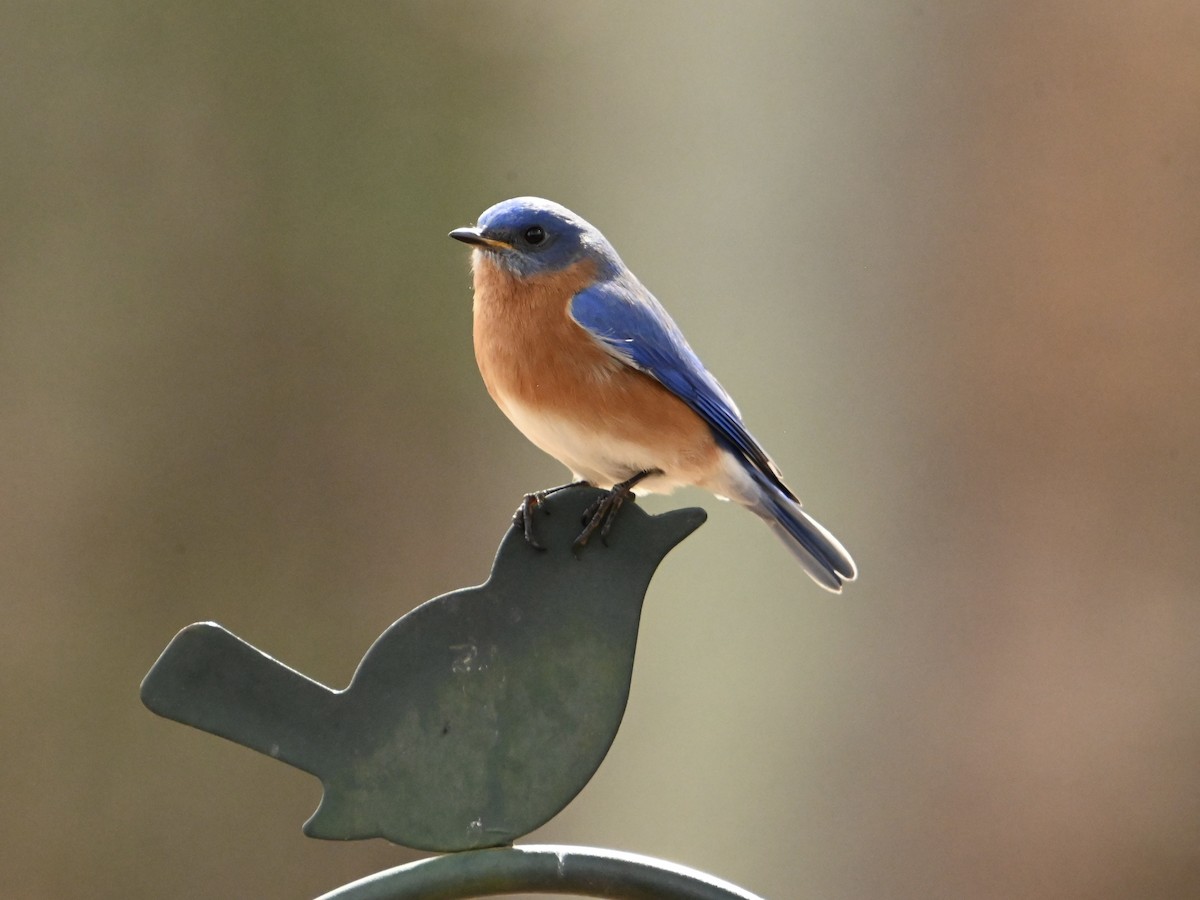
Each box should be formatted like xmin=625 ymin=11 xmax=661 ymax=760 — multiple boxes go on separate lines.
xmin=1 ymin=2 xmax=1198 ymax=898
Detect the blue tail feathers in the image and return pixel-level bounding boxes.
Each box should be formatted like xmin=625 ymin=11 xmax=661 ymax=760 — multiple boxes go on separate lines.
xmin=744 ymin=467 xmax=857 ymax=592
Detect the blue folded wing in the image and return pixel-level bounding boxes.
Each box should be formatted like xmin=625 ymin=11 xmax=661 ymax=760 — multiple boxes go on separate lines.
xmin=569 ymin=280 xmax=796 ymax=500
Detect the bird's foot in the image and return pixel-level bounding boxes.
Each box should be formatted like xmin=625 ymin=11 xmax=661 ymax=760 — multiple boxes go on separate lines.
xmin=574 ymin=470 xmax=658 ymax=553
xmin=513 ymin=482 xmax=588 ymax=550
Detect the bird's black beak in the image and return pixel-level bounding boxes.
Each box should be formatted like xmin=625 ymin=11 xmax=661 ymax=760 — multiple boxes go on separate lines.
xmin=448 ymin=227 xmax=512 ymax=250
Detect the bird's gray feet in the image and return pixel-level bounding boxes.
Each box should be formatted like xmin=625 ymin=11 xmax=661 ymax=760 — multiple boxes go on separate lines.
xmin=575 ymin=470 xmax=659 ymax=553
xmin=513 ymin=482 xmax=588 ymax=550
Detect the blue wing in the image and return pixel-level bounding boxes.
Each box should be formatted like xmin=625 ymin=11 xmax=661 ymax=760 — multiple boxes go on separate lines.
xmin=569 ymin=279 xmax=796 ymax=501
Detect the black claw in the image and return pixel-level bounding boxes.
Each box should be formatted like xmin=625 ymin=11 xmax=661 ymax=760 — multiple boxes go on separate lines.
xmin=572 ymin=470 xmax=658 ymax=553
xmin=575 ymin=498 xmax=605 ymax=551
xmin=513 ymin=494 xmax=546 ymax=551
xmin=513 ymin=482 xmax=590 ymax=551
xmin=600 ymin=494 xmax=628 ymax=544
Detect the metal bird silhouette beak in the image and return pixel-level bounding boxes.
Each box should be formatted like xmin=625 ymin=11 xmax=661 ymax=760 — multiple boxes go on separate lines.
xmin=449 ymin=226 xmax=511 ymax=250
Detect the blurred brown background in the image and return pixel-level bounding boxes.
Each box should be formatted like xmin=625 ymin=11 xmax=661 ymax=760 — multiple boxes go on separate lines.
xmin=2 ymin=3 xmax=1198 ymax=898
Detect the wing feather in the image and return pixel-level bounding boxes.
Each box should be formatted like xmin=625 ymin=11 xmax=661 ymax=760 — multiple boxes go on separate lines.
xmin=569 ymin=280 xmax=796 ymax=500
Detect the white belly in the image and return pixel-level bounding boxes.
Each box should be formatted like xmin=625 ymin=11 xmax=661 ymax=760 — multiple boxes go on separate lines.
xmin=498 ymin=393 xmax=688 ymax=494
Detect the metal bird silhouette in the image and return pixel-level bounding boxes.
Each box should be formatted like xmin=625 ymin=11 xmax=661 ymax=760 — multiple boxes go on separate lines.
xmin=141 ymin=486 xmax=704 ymax=852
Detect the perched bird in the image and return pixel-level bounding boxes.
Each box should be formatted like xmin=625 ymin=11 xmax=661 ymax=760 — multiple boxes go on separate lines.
xmin=450 ymin=198 xmax=857 ymax=592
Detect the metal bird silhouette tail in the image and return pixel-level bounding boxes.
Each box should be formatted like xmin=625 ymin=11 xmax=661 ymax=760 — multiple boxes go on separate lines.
xmin=141 ymin=622 xmax=340 ymax=775
xmin=739 ymin=467 xmax=857 ymax=592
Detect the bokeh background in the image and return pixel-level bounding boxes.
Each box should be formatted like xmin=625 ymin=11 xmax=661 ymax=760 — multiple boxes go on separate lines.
xmin=3 ymin=3 xmax=1198 ymax=898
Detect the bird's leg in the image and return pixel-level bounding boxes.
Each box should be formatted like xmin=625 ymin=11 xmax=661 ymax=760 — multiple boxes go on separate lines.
xmin=575 ymin=470 xmax=660 ymax=552
xmin=514 ymin=481 xmax=589 ymax=550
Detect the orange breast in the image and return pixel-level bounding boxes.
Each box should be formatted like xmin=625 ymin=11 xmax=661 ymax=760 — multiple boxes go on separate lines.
xmin=471 ymin=255 xmax=720 ymax=480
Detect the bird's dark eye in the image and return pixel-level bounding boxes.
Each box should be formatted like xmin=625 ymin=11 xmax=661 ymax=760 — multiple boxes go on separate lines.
xmin=523 ymin=225 xmax=546 ymax=245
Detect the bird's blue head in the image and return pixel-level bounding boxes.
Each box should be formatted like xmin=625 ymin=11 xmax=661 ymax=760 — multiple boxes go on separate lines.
xmin=449 ymin=197 xmax=623 ymax=279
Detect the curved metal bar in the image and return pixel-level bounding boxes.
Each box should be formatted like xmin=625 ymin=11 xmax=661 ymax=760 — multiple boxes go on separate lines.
xmin=314 ymin=844 xmax=764 ymax=900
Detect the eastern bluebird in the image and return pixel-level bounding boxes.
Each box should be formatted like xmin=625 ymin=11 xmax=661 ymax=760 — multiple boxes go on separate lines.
xmin=450 ymin=197 xmax=857 ymax=592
